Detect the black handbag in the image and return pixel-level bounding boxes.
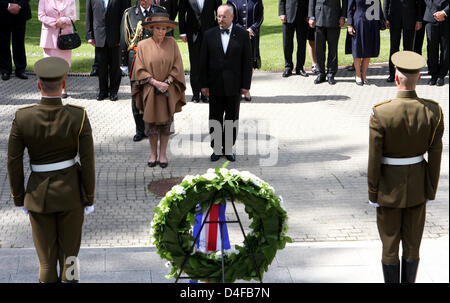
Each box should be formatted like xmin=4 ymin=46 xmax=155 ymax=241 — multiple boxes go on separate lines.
xmin=57 ymin=19 xmax=81 ymax=50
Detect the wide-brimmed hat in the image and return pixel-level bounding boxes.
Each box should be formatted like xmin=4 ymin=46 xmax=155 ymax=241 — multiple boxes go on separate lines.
xmin=142 ymin=12 xmax=178 ymax=32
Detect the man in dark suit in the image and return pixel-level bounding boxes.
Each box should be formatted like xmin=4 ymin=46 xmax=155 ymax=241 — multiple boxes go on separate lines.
xmin=423 ymin=0 xmax=449 ymax=86
xmin=200 ymin=4 xmax=252 ymax=162
xmin=86 ymin=0 xmax=130 ymax=101
xmin=0 ymin=0 xmax=31 ymax=81
xmin=385 ymin=0 xmax=424 ymax=82
xmin=414 ymin=0 xmax=427 ymax=55
xmin=8 ymin=57 xmax=95 ymax=283
xmin=308 ymin=0 xmax=347 ymax=85
xmin=279 ymin=0 xmax=310 ymax=78
xmin=179 ymin=0 xmax=222 ymax=103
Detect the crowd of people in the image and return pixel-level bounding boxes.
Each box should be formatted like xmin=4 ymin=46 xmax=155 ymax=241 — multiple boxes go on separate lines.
xmin=4 ymin=0 xmax=446 ymax=285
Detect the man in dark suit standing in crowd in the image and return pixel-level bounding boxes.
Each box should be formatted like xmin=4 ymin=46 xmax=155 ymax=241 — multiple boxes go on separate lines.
xmin=308 ymin=0 xmax=347 ymax=85
xmin=86 ymin=0 xmax=130 ymax=101
xmin=179 ymin=0 xmax=222 ymax=103
xmin=200 ymin=4 xmax=252 ymax=162
xmin=423 ymin=0 xmax=449 ymax=86
xmin=279 ymin=0 xmax=310 ymax=78
xmin=0 ymin=0 xmax=31 ymax=81
xmin=385 ymin=0 xmax=424 ymax=83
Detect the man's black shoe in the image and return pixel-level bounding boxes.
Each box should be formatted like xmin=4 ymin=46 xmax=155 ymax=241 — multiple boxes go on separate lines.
xmin=90 ymin=69 xmax=98 ymax=77
xmin=192 ymin=95 xmax=200 ymax=103
xmin=133 ymin=133 xmax=146 ymax=142
xmin=386 ymin=75 xmax=395 ymax=82
xmin=314 ymin=75 xmax=326 ymax=84
xmin=436 ymin=78 xmax=445 ymax=86
xmin=282 ymin=68 xmax=292 ymax=78
xmin=210 ymin=153 xmax=221 ymax=162
xmin=110 ymin=93 xmax=119 ymax=101
xmin=225 ymin=154 xmax=236 ymax=162
xmin=327 ymin=74 xmax=336 ymax=85
xmin=97 ymin=93 xmax=108 ymax=101
xmin=296 ymin=69 xmax=309 ymax=77
xmin=2 ymin=73 xmax=10 ymax=81
xmin=15 ymin=72 xmax=28 ymax=80
xmin=428 ymin=78 xmax=437 ymax=86
xmin=201 ymin=95 xmax=209 ymax=103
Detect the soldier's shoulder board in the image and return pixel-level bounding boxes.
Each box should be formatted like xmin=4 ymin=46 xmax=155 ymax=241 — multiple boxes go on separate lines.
xmin=422 ymin=98 xmax=439 ymax=105
xmin=17 ymin=104 xmax=36 ymax=111
xmin=66 ymin=104 xmax=85 ymax=111
xmin=373 ymin=99 xmax=392 ymax=107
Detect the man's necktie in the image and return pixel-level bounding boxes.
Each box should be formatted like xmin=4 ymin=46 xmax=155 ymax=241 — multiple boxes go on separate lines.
xmin=220 ymin=28 xmax=230 ymax=35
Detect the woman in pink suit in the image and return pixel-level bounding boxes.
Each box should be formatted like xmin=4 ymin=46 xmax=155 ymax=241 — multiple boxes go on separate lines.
xmin=38 ymin=0 xmax=78 ymax=98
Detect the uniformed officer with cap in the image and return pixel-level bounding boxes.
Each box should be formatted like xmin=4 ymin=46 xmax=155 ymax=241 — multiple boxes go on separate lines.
xmin=7 ymin=57 xmax=95 ymax=283
xmin=368 ymin=51 xmax=444 ymax=283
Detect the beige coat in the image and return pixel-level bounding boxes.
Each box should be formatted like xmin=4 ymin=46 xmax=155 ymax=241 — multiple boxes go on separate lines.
xmin=131 ymin=36 xmax=186 ymax=124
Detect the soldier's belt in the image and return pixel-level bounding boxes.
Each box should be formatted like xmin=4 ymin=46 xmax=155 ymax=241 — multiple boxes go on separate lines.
xmin=381 ymin=155 xmax=424 ymax=165
xmin=30 ymin=159 xmax=76 ymax=172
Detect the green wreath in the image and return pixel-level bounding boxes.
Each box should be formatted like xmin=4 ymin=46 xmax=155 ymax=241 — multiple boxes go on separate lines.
xmin=151 ymin=163 xmax=292 ymax=283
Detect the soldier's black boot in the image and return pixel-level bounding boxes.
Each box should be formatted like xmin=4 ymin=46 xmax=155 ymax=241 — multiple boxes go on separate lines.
xmin=382 ymin=262 xmax=400 ymax=283
xmin=401 ymin=257 xmax=419 ymax=283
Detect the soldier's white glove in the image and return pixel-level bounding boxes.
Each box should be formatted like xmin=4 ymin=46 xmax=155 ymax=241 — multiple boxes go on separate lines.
xmin=84 ymin=205 xmax=95 ymax=215
xmin=19 ymin=206 xmax=29 ymax=214
xmin=368 ymin=200 xmax=380 ymax=207
xmin=120 ymin=66 xmax=129 ymax=76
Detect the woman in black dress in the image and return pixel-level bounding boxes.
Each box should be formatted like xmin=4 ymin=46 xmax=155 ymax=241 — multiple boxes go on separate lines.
xmin=347 ymin=0 xmax=383 ymax=85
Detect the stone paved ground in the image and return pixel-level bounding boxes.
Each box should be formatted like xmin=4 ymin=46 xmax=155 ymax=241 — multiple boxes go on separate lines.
xmin=0 ymin=65 xmax=448 ymax=249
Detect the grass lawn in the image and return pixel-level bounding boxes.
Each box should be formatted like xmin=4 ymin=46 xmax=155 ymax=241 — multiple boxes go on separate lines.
xmin=23 ymin=0 xmax=425 ymax=73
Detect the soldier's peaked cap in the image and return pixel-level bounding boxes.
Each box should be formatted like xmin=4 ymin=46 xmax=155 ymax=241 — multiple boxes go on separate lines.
xmin=34 ymin=57 xmax=69 ymax=81
xmin=392 ymin=51 xmax=427 ymax=74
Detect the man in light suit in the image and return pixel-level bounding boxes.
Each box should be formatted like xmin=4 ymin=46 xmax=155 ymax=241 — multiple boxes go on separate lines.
xmin=0 ymin=0 xmax=31 ymax=81
xmin=200 ymin=4 xmax=252 ymax=162
xmin=179 ymin=0 xmax=222 ymax=103
xmin=279 ymin=0 xmax=310 ymax=78
xmin=384 ymin=0 xmax=424 ymax=82
xmin=308 ymin=0 xmax=347 ymax=85
xmin=86 ymin=0 xmax=130 ymax=101
xmin=423 ymin=0 xmax=449 ymax=86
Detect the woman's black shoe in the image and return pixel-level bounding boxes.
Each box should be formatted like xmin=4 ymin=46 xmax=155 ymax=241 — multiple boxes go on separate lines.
xmin=147 ymin=161 xmax=158 ymax=167
xmin=159 ymin=162 xmax=168 ymax=168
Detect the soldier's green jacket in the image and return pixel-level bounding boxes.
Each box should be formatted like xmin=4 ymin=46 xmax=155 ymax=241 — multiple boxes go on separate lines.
xmin=368 ymin=90 xmax=444 ymax=208
xmin=7 ymin=98 xmax=95 ymax=214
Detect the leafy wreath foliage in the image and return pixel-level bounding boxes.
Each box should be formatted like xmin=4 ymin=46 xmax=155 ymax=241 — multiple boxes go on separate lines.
xmin=151 ymin=163 xmax=291 ymax=282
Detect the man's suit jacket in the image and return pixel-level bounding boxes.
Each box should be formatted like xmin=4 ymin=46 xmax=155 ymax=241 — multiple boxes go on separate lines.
xmin=178 ymin=0 xmax=221 ymax=37
xmin=278 ymin=0 xmax=309 ymax=24
xmin=8 ymin=98 xmax=95 ymax=214
xmin=200 ymin=25 xmax=253 ymax=96
xmin=308 ymin=0 xmax=347 ymax=28
xmin=384 ymin=0 xmax=423 ymax=29
xmin=0 ymin=0 xmax=31 ymax=24
xmin=155 ymin=0 xmax=179 ymax=21
xmin=368 ymin=91 xmax=444 ymax=208
xmin=86 ymin=0 xmax=130 ymax=48
xmin=423 ymin=0 xmax=449 ymax=23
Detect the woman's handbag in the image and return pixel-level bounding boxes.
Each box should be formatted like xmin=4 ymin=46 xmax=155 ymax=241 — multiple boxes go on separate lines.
xmin=57 ymin=19 xmax=81 ymax=50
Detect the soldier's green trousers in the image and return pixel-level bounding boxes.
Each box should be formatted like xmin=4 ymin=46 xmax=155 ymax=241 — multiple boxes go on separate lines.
xmin=29 ymin=207 xmax=84 ymax=283
xmin=377 ymin=203 xmax=426 ymax=264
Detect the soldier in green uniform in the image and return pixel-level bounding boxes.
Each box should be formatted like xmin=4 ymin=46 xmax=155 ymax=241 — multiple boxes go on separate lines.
xmin=368 ymin=51 xmax=444 ymax=283
xmin=120 ymin=0 xmax=168 ymax=142
xmin=7 ymin=57 xmax=95 ymax=283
